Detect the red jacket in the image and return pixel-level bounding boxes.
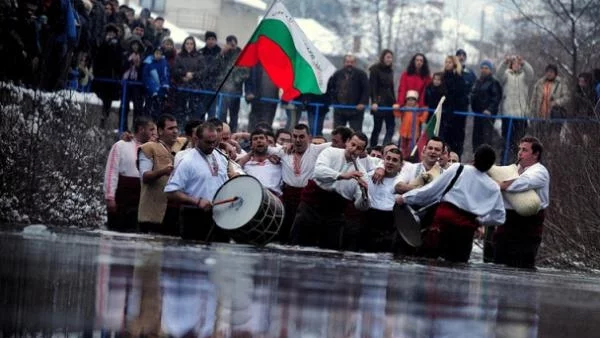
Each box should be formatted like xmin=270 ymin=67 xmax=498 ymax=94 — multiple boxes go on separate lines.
xmin=397 ymin=71 xmax=432 ymax=108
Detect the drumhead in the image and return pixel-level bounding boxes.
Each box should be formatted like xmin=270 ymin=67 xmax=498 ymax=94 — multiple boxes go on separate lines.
xmin=212 ymin=175 xmax=264 ymax=230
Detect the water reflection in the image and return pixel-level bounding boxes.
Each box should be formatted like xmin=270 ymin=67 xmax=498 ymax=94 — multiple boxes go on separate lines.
xmin=2 ymin=230 xmax=600 ymax=337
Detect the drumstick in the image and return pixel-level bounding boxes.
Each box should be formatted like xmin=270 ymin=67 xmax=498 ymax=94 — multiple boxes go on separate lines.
xmin=351 ymin=156 xmax=369 ymax=200
xmin=213 ymin=196 xmax=239 ymax=206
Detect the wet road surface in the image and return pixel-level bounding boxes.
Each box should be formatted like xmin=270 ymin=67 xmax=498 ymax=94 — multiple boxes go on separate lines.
xmin=1 ymin=227 xmax=600 ymax=337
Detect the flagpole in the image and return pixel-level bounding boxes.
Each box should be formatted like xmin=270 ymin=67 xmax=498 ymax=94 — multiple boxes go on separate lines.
xmin=204 ymin=0 xmax=280 ymax=116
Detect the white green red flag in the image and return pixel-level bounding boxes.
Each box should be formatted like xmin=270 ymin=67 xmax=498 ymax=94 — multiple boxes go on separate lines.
xmin=413 ymin=96 xmax=445 ymax=157
xmin=235 ymin=1 xmax=336 ymax=101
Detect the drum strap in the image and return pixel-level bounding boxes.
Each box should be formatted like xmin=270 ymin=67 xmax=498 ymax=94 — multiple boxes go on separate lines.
xmin=441 ymin=164 xmax=464 ymax=197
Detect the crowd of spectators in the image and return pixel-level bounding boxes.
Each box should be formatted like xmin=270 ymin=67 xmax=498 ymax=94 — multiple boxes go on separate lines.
xmin=1 ymin=0 xmax=599 ymax=144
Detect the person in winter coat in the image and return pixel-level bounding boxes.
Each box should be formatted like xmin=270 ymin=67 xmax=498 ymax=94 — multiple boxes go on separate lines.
xmin=218 ymin=35 xmax=249 ymax=132
xmin=369 ymin=49 xmax=399 ymax=146
xmin=245 ymin=63 xmax=280 ymax=132
xmin=93 ymin=24 xmax=123 ymax=128
xmin=455 ymin=49 xmax=477 ymax=109
xmin=496 ymin=55 xmax=534 ymax=162
xmin=143 ymin=47 xmax=170 ymax=119
xmin=120 ymin=36 xmax=145 ymax=129
xmin=573 ymin=72 xmax=596 ymax=118
xmin=199 ymin=31 xmax=223 ymax=118
xmin=530 ymin=64 xmax=570 ymax=119
xmin=172 ymin=36 xmax=205 ymax=124
xmin=424 ymin=72 xmax=446 ymax=123
xmin=471 ymin=60 xmax=502 ymax=151
xmin=440 ymin=56 xmax=467 ymax=157
xmin=397 ymin=53 xmax=432 ymax=108
xmin=327 ymin=54 xmax=370 ymax=132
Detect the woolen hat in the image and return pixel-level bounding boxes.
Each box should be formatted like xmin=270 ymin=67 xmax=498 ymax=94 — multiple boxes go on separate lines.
xmin=480 ymin=59 xmax=494 ymax=70
xmin=456 ymin=49 xmax=467 ymax=57
xmin=406 ymin=90 xmax=419 ymax=100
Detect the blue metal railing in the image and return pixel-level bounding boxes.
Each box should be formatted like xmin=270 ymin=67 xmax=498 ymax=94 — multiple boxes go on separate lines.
xmin=85 ymin=77 xmax=600 ymax=165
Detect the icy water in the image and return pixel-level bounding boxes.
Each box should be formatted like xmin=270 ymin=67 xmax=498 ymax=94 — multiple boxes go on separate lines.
xmin=1 ymin=227 xmax=600 ymax=337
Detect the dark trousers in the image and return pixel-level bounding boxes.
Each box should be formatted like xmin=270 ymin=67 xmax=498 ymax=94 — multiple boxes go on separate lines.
xmin=440 ymin=110 xmax=466 ymax=156
xmin=472 ymin=114 xmax=495 ymax=151
xmin=179 ymin=206 xmax=229 ymax=243
xmin=342 ymin=202 xmax=365 ymax=251
xmin=360 ymin=209 xmax=397 ymax=253
xmin=107 ymin=176 xmax=140 ymax=232
xmin=280 ymin=185 xmax=303 ymax=244
xmin=501 ymin=119 xmax=527 ymax=164
xmin=334 ymin=109 xmax=364 ymax=132
xmin=220 ymin=96 xmax=241 ymax=132
xmin=493 ymin=209 xmax=544 ymax=269
xmin=174 ymin=91 xmax=204 ymax=125
xmin=370 ymin=112 xmax=395 ymax=147
xmin=422 ymin=202 xmax=478 ymax=263
xmin=138 ymin=206 xmax=180 ymax=236
xmin=307 ymin=105 xmax=327 ymax=136
xmin=290 ymin=202 xmax=345 ymax=250
xmin=120 ymin=85 xmax=144 ymax=130
xmin=248 ymin=101 xmax=278 ymax=132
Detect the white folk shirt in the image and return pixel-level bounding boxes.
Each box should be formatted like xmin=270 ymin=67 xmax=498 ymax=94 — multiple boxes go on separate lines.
xmin=505 ymin=162 xmax=550 ymax=210
xmin=243 ymin=158 xmax=283 ymax=196
xmin=314 ymin=147 xmax=370 ymax=210
xmin=173 ymin=148 xmax=193 ymax=168
xmin=164 ymin=149 xmax=228 ymax=200
xmin=104 ymin=139 xmax=142 ymax=200
xmin=268 ymin=142 xmax=331 ymax=188
xmin=368 ymin=172 xmax=403 ymax=211
xmin=402 ymin=164 xmax=506 ymax=226
xmin=397 ymin=161 xmax=426 ymax=183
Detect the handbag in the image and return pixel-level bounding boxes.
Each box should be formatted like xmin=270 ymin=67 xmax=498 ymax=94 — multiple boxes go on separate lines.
xmin=413 ymin=164 xmax=464 ymax=228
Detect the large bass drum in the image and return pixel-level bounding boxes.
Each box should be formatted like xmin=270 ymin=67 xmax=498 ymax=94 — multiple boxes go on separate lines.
xmin=212 ymin=175 xmax=284 ymax=246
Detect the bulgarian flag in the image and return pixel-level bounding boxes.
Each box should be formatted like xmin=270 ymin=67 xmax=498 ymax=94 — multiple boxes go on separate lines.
xmin=235 ymin=1 xmax=336 ymax=101
xmin=412 ymin=96 xmax=446 ymax=157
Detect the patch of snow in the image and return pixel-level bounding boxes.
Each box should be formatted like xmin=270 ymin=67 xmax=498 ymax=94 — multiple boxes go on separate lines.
xmin=234 ymin=0 xmax=267 ymax=11
xmin=22 ymin=224 xmax=56 ymax=239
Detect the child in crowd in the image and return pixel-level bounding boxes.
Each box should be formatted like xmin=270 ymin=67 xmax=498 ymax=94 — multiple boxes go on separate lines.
xmin=398 ymin=90 xmax=428 ymax=158
xmin=424 ymin=72 xmax=446 ymax=123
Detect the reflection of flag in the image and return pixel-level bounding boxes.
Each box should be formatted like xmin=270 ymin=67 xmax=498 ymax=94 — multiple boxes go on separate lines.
xmin=235 ymin=1 xmax=336 ymax=101
xmin=413 ymin=96 xmax=445 ymax=157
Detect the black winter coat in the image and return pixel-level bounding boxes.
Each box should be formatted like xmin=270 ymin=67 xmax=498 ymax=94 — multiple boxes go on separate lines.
xmin=327 ymin=66 xmax=369 ymax=107
xmin=369 ymin=63 xmax=395 ymax=106
xmin=470 ymin=75 xmax=502 ymax=115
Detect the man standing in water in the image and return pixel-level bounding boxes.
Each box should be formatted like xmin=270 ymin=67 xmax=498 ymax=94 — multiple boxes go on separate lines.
xmin=104 ymin=117 xmax=156 ymax=232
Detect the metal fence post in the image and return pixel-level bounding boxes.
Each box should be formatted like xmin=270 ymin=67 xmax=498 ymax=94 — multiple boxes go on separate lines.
xmin=119 ymin=79 xmax=128 ymax=133
xmin=216 ymin=92 xmax=223 ymax=120
xmin=502 ymin=117 xmax=513 ymax=165
xmin=312 ymin=105 xmax=320 ymax=137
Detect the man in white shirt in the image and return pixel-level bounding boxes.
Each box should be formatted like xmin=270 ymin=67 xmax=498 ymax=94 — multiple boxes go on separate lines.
xmin=396 ymin=145 xmax=506 ymax=263
xmin=104 ymin=117 xmax=156 ymax=232
xmin=165 ymin=123 xmax=230 ymax=242
xmin=242 ymin=130 xmax=283 ymax=196
xmin=263 ymin=123 xmax=330 ymax=243
xmin=395 ymin=137 xmax=445 ymax=193
xmin=290 ymin=132 xmax=370 ymax=250
xmin=361 ymin=147 xmax=404 ymax=253
xmin=494 ymin=136 xmax=550 ymax=269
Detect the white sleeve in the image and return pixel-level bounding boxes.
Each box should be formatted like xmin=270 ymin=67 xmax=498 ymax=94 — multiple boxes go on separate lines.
xmin=138 ymin=151 xmax=154 ymax=179
xmin=397 ymin=162 xmax=414 ymax=183
xmin=402 ymin=164 xmax=457 ymax=206
xmin=266 ymin=146 xmax=285 ymax=157
xmin=314 ymin=149 xmax=343 ymax=183
xmin=477 ymin=192 xmax=506 ymax=226
xmin=164 ymin=161 xmax=189 ymax=193
xmin=506 ymin=166 xmax=549 ymax=193
xmin=313 ymin=142 xmax=332 ymax=153
xmin=104 ymin=143 xmax=120 ymax=200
